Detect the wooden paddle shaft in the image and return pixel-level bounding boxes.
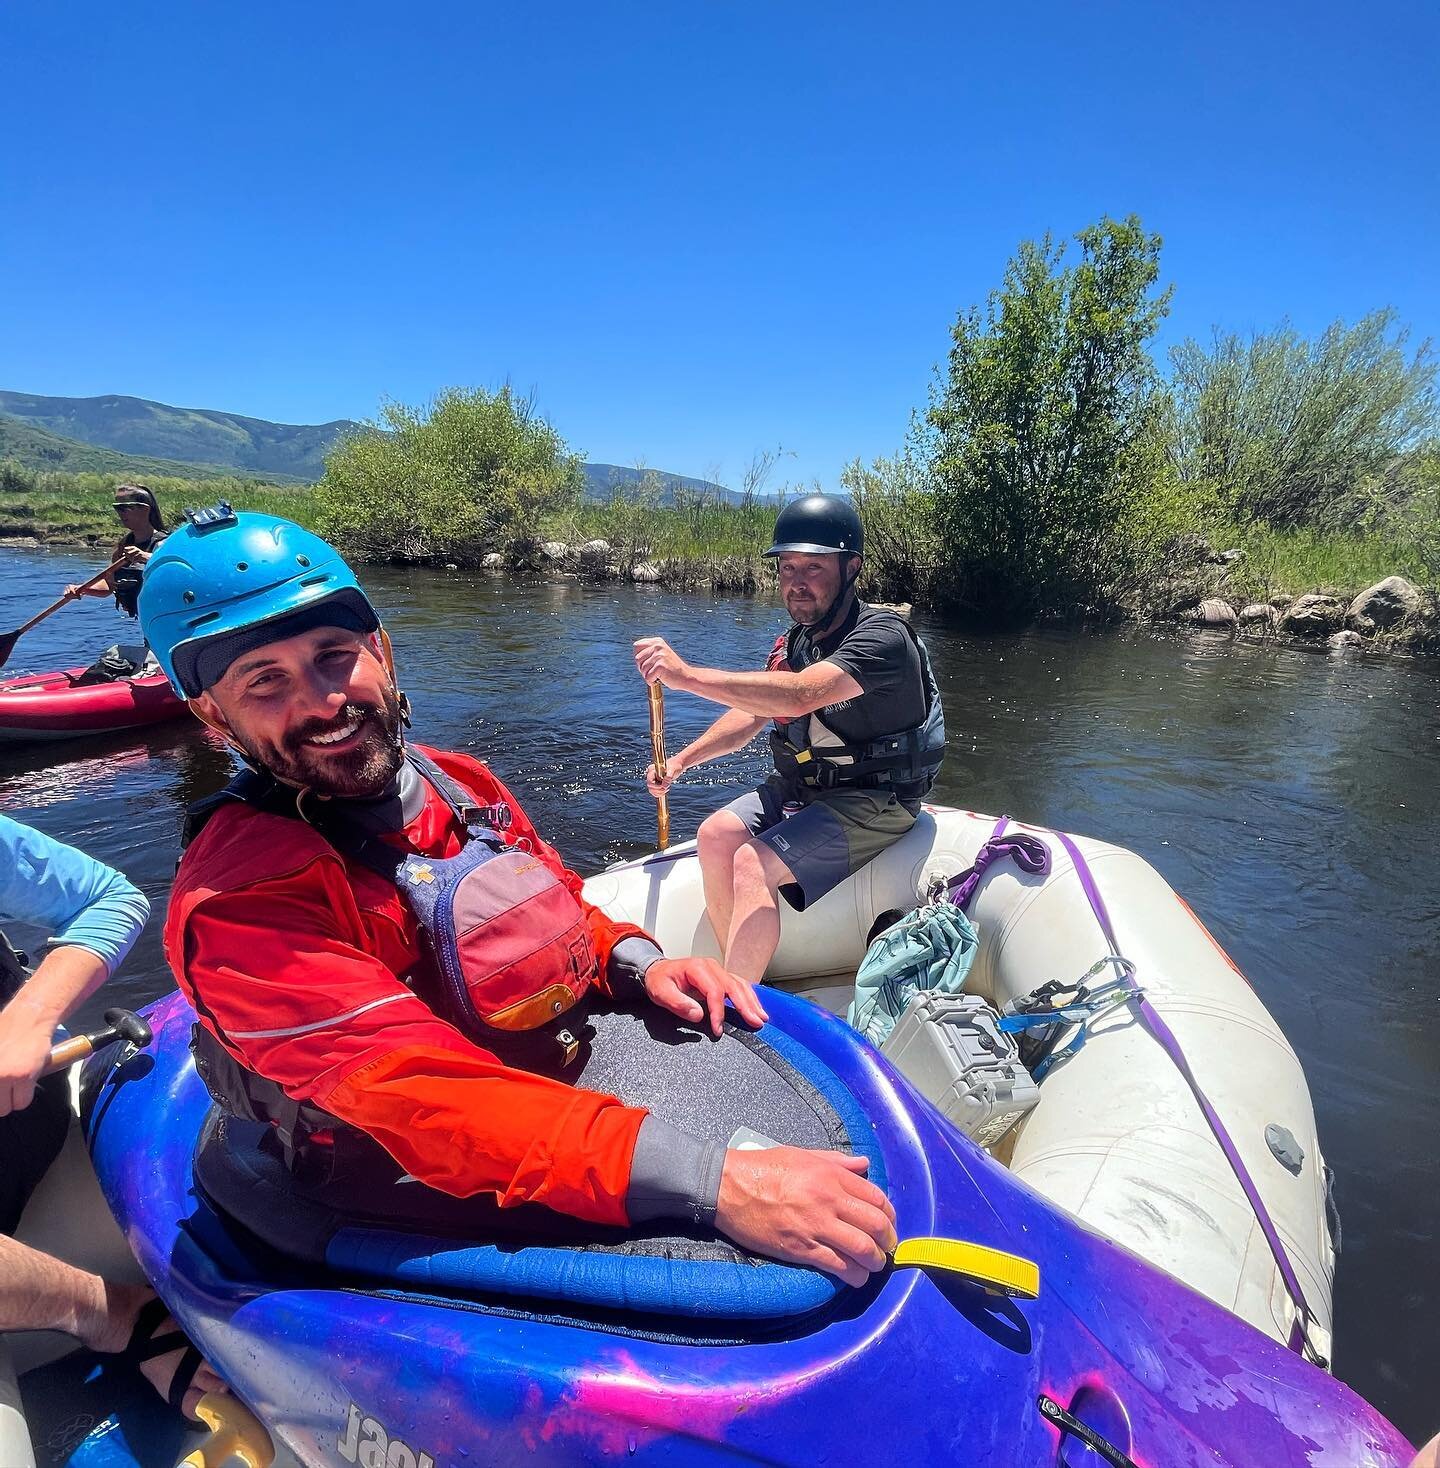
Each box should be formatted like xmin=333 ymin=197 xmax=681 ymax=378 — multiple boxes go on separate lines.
xmin=43 ymin=1034 xmax=100 ymax=1072
xmin=648 ymin=682 xmax=670 ymax=851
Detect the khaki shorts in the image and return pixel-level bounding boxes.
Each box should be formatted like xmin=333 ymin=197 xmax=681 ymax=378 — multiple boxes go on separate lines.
xmin=722 ymin=775 xmax=918 ymax=911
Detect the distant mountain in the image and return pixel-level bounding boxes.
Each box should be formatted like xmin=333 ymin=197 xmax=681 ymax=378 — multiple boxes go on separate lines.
xmin=0 ymin=390 xmax=741 ymax=503
xmin=0 ymin=391 xmax=356 ymax=482
xmin=581 ymin=462 xmax=741 ymax=506
xmin=0 ymin=414 xmax=263 ymax=482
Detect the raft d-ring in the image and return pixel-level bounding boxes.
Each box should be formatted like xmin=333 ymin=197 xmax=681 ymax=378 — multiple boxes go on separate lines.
xmin=892 ymin=1237 xmax=1041 ymax=1299
xmin=180 ymin=1391 xmax=275 ymax=1468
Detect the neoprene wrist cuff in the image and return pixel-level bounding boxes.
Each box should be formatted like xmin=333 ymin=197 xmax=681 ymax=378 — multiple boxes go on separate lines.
xmin=608 ymin=936 xmax=665 ymax=1001
xmin=625 ymin=1115 xmax=725 ymax=1228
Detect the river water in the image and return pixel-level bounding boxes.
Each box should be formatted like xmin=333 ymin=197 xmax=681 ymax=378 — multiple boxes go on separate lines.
xmin=1 ymin=543 xmax=1436 ymax=1443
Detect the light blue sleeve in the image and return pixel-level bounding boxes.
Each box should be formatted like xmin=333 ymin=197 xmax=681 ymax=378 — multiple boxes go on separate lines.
xmin=0 ymin=814 xmax=149 ymax=973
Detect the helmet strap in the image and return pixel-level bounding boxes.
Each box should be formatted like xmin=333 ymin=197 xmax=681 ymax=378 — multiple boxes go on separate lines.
xmin=377 ymin=626 xmax=412 ymax=729
xmin=187 ymin=697 xmax=249 ymax=763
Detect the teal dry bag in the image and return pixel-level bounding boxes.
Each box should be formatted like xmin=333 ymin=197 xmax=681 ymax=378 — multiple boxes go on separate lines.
xmin=847 ymin=901 xmax=979 ymax=1048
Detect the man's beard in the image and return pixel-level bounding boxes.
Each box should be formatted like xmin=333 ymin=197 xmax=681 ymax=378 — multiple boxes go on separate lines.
xmin=785 ymin=582 xmax=845 ymax=627
xmin=235 ymin=690 xmax=405 ymax=798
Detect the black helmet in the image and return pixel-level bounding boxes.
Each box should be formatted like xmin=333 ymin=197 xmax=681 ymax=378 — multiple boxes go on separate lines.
xmin=763 ymin=493 xmax=864 ymax=558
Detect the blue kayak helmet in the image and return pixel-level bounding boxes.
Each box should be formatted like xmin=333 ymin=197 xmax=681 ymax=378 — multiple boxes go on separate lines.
xmin=138 ymin=504 xmax=383 ymax=700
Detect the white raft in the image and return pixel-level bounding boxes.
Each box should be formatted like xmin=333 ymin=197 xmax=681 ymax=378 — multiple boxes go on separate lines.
xmin=583 ymin=803 xmax=1336 ymax=1358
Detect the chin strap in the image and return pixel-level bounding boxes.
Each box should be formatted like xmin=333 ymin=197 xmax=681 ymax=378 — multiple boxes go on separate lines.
xmin=377 ymin=625 xmax=412 ymax=727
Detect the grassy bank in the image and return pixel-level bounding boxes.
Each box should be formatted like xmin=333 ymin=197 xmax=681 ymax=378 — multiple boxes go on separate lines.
xmin=1219 ymin=525 xmax=1431 ymax=604
xmin=0 ymin=466 xmax=315 ymax=544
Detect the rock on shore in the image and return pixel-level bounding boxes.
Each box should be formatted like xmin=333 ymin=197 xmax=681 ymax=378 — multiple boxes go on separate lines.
xmin=1279 ymin=594 xmax=1345 ymax=636
xmin=1188 ymin=598 xmax=1238 ymax=627
xmin=1348 ymin=576 xmax=1425 ymax=633
xmin=1160 ymin=569 xmax=1436 ymax=655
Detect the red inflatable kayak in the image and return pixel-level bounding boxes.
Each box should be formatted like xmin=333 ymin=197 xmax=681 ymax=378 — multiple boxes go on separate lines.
xmin=0 ymin=667 xmax=188 ymax=743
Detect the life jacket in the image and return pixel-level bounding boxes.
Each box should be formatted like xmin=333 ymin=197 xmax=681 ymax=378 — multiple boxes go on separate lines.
xmin=181 ymin=747 xmax=598 ymax=1173
xmin=769 ymin=607 xmax=946 ymax=798
xmin=0 ymin=928 xmax=30 ymax=1005
xmin=113 ymin=530 xmax=166 ymax=618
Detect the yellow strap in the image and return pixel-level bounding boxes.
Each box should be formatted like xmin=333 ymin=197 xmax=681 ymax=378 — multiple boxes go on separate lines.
xmin=893 ymin=1237 xmax=1041 ymax=1299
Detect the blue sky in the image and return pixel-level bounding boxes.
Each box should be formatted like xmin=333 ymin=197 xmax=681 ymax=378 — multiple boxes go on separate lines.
xmin=2 ymin=1 xmax=1435 ymax=488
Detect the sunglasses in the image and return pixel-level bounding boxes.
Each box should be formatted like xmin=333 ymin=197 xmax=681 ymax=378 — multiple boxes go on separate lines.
xmin=114 ymin=503 xmax=148 ymax=517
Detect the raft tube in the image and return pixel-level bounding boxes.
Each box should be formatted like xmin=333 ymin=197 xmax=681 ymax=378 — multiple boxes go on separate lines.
xmin=0 ymin=667 xmax=186 ymax=744
xmin=82 ymin=985 xmax=1410 ymax=1467
xmin=584 ymin=805 xmax=1341 ymax=1359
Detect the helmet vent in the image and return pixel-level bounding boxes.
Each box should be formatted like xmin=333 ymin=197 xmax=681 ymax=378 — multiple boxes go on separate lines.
xmin=235 ymin=562 xmax=249 ymax=572
xmin=182 ymin=591 xmax=196 ymax=604
xmin=299 ymin=573 xmax=331 ymax=588
xmin=296 ymin=554 xmax=311 ymax=567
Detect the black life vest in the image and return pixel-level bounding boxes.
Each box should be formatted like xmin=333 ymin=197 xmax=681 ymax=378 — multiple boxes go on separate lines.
xmin=769 ymin=608 xmax=946 ymax=798
xmin=0 ymin=929 xmax=30 ymax=1005
xmin=113 ymin=531 xmax=166 ymax=618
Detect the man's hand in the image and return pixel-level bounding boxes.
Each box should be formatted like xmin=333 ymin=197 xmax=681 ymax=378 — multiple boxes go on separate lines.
xmin=644 ymin=758 xmax=685 ymax=799
xmin=715 ymin=1147 xmax=898 ymax=1287
xmin=634 ymin=637 xmax=692 ymax=691
xmin=0 ymin=1005 xmax=53 ymax=1117
xmin=642 ymin=956 xmax=768 ymax=1036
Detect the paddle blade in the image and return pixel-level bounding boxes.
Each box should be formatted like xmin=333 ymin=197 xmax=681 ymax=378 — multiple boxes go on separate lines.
xmin=0 ymin=630 xmax=18 ymax=669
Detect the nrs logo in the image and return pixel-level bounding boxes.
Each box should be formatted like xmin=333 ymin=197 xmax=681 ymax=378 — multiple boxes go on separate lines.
xmin=338 ymin=1401 xmax=435 ymax=1468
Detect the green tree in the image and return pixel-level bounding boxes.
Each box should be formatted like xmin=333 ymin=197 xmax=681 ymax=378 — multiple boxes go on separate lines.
xmin=841 ymin=423 xmax=939 ymax=601
xmin=927 ymin=216 xmax=1174 ymax=622
xmin=315 ymin=386 xmax=583 ymax=562
xmin=1168 ymin=309 xmax=1437 ymax=529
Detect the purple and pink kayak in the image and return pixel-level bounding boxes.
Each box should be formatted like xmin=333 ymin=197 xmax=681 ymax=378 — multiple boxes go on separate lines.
xmin=0 ymin=666 xmax=187 ymax=744
xmin=79 ymin=986 xmax=1412 ymax=1467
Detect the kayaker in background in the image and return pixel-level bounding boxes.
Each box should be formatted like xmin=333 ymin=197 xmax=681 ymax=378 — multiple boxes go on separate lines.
xmin=63 ymin=483 xmax=168 ymax=619
xmin=635 ymin=493 xmax=944 ymax=982
xmin=0 ymin=815 xmax=225 ymax=1418
xmin=139 ymin=506 xmax=897 ymax=1289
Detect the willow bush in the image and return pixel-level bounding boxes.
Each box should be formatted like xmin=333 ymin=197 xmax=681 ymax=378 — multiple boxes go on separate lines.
xmin=1169 ymin=310 xmax=1437 ymax=530
xmin=927 ymin=216 xmax=1181 ymax=622
xmin=316 ymin=387 xmax=583 ymax=563
xmin=841 ymin=444 xmax=939 ymax=602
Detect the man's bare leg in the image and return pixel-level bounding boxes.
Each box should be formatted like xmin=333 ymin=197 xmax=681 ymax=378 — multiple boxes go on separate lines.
xmin=724 ymin=840 xmax=796 ymax=983
xmin=0 ymin=1233 xmax=147 ymax=1348
xmin=695 ymin=810 xmax=752 ymax=952
xmin=0 ymin=1234 xmax=224 ymax=1415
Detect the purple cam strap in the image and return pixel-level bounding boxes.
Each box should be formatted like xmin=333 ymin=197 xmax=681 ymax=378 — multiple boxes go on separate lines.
xmin=1050 ymin=827 xmax=1322 ymax=1363
xmin=948 ymin=816 xmax=1052 ymax=909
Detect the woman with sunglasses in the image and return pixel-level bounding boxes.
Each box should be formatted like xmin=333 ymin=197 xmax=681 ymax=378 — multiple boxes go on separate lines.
xmin=63 ymin=484 xmax=168 ymax=619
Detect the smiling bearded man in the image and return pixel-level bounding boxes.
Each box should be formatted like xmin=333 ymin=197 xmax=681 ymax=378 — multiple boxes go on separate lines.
xmin=138 ymin=505 xmax=898 ymax=1290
